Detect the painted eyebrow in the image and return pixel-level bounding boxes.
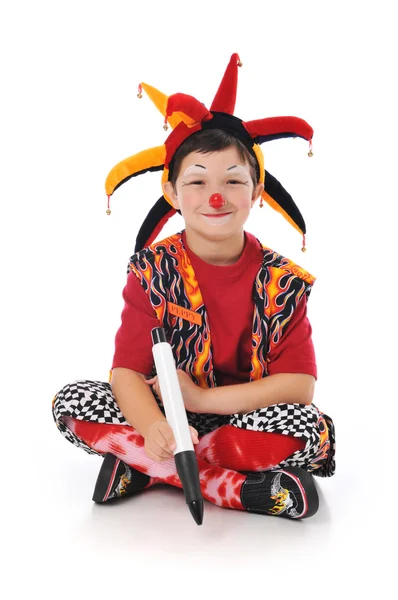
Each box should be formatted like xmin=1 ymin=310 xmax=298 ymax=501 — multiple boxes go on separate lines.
xmin=182 ymin=164 xmax=207 ymax=175
xmin=183 ymin=165 xmax=247 ymax=171
xmin=227 ymin=165 xmax=248 ymax=171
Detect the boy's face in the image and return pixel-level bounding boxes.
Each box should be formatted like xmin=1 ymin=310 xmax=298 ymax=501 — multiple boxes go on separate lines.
xmin=163 ymin=147 xmax=264 ymax=239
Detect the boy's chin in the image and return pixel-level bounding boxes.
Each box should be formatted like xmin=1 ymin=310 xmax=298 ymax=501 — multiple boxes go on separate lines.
xmin=185 ymin=224 xmax=246 ymax=242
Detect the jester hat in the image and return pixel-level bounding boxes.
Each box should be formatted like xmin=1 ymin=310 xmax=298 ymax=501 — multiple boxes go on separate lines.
xmin=105 ymin=53 xmax=314 ymax=253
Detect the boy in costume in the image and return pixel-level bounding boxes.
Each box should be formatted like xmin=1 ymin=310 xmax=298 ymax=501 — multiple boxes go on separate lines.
xmin=52 ymin=53 xmax=336 ymax=520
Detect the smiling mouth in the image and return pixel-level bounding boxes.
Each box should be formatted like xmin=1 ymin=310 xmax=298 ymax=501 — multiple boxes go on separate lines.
xmin=202 ymin=212 xmax=232 ymax=217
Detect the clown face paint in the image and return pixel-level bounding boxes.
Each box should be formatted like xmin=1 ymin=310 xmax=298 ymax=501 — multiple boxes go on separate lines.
xmin=165 ymin=147 xmax=263 ymax=265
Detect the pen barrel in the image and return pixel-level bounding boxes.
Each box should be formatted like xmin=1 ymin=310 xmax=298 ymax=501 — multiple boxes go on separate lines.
xmin=151 ymin=327 xmax=204 ymax=524
xmin=151 ymin=328 xmax=193 ymax=453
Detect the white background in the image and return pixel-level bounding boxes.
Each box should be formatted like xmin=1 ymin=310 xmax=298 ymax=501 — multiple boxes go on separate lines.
xmin=1 ymin=0 xmax=396 ymax=597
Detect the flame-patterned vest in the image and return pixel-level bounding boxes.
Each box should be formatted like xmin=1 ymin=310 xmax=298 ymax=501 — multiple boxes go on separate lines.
xmin=128 ymin=230 xmax=316 ymax=388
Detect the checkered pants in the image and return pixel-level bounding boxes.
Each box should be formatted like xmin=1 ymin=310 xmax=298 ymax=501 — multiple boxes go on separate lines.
xmin=52 ymin=379 xmax=336 ymax=478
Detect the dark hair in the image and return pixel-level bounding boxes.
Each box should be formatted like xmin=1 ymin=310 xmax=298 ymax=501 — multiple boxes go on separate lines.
xmin=169 ymin=129 xmax=259 ymax=188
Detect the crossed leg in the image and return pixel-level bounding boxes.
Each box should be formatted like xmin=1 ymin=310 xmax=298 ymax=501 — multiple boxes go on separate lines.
xmin=63 ymin=416 xmax=305 ymax=510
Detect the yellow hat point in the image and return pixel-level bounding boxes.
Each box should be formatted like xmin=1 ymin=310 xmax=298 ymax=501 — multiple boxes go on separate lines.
xmin=141 ymin=82 xmax=168 ymax=116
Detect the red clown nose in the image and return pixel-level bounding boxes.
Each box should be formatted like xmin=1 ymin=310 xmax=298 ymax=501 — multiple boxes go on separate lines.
xmin=208 ymin=193 xmax=226 ymax=209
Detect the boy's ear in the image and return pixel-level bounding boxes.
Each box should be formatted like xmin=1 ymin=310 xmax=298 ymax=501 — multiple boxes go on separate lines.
xmin=252 ymin=182 xmax=264 ymax=204
xmin=163 ymin=181 xmax=180 ymax=210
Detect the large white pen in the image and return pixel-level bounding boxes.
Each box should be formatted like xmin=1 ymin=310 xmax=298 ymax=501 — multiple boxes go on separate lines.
xmin=151 ymin=326 xmax=204 ymax=525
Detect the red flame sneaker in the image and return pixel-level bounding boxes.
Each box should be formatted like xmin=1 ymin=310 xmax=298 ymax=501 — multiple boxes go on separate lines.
xmin=240 ymin=466 xmax=319 ymax=519
xmin=92 ymin=453 xmax=150 ymax=503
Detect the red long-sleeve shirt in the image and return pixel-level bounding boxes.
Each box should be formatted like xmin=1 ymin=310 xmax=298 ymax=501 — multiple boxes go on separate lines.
xmin=112 ymin=230 xmax=317 ymax=384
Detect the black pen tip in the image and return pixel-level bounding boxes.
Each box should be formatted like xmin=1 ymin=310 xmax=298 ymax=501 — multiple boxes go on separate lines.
xmin=188 ymin=500 xmax=204 ymax=525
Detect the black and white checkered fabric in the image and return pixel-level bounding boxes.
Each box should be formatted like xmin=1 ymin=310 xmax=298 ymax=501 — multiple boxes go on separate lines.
xmin=230 ymin=403 xmax=335 ymax=477
xmin=230 ymin=403 xmax=314 ymax=437
xmin=52 ymin=379 xmax=228 ymax=456
xmin=52 ymin=379 xmax=335 ymax=476
xmin=52 ymin=380 xmax=129 ymax=456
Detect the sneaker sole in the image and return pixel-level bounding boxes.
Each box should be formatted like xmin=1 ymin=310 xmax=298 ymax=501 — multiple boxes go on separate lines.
xmin=92 ymin=453 xmax=122 ymax=503
xmin=92 ymin=453 xmax=151 ymax=504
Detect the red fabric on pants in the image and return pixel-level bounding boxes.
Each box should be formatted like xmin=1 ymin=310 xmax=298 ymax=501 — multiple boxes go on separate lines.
xmin=197 ymin=425 xmax=306 ymax=472
xmin=64 ymin=417 xmax=305 ymax=510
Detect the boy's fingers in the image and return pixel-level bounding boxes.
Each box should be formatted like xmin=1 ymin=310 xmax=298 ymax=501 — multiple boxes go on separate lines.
xmin=190 ymin=427 xmax=199 ymax=441
xmin=147 ymin=448 xmax=170 ymax=462
xmin=158 ymin=428 xmax=176 ymax=452
xmin=168 ymin=435 xmax=177 ymax=451
xmin=152 ymin=438 xmax=174 ymax=457
xmin=157 ymin=431 xmax=174 ymax=450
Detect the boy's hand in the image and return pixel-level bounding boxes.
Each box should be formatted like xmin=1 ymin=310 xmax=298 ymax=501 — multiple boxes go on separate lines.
xmin=145 ymin=374 xmax=163 ymax=402
xmin=145 ymin=369 xmax=208 ymax=413
xmin=144 ymin=419 xmax=199 ymax=462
